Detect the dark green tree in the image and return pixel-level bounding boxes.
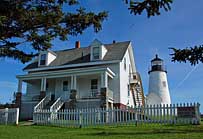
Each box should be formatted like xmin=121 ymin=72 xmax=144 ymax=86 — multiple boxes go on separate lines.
xmin=125 ymin=0 xmax=172 ymax=17
xmin=1 ymin=0 xmax=202 ymax=65
xmin=125 ymin=0 xmax=203 ymax=65
xmin=0 ymin=0 xmax=108 ymax=63
xmin=169 ymin=46 xmax=203 ymax=65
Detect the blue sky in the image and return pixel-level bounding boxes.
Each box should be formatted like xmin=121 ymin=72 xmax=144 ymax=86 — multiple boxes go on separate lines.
xmin=0 ymin=0 xmax=203 ymax=112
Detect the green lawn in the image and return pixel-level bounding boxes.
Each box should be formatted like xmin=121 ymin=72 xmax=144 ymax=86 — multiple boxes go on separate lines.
xmin=0 ymin=123 xmax=203 ymax=139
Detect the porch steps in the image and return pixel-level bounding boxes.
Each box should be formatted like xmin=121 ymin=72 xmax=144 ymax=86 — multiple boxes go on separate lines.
xmin=130 ymin=72 xmax=145 ymax=107
xmin=131 ymin=88 xmax=143 ymax=106
xmin=43 ymin=100 xmax=56 ymax=109
xmin=34 ymin=95 xmax=65 ymax=112
xmin=131 ymin=89 xmax=137 ymax=107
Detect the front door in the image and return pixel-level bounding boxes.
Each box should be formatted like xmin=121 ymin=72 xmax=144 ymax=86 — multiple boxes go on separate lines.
xmin=62 ymin=80 xmax=70 ymax=100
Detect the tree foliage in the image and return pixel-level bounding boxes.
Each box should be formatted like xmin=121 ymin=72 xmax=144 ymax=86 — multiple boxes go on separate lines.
xmin=125 ymin=0 xmax=203 ymax=65
xmin=170 ymin=46 xmax=203 ymax=65
xmin=125 ymin=0 xmax=173 ymax=17
xmin=0 ymin=0 xmax=108 ymax=63
xmin=1 ymin=0 xmax=202 ymax=65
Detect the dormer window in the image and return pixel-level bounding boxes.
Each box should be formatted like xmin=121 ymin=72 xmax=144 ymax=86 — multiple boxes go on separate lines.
xmin=93 ymin=47 xmax=99 ymax=59
xmin=38 ymin=50 xmax=57 ymax=67
xmin=40 ymin=54 xmax=46 ymax=65
xmin=90 ymin=39 xmax=107 ymax=61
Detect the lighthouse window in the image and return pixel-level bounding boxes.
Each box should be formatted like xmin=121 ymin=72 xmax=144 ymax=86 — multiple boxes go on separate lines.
xmin=162 ymin=81 xmax=166 ymax=87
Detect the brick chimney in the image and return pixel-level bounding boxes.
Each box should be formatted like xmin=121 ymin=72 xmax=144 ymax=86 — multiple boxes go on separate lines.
xmin=75 ymin=41 xmax=80 ymax=48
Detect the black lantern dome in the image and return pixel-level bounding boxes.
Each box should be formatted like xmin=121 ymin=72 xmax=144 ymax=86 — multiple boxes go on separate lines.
xmin=148 ymin=54 xmax=166 ymax=74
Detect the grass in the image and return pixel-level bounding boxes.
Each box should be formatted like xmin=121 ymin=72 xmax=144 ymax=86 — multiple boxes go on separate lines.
xmin=0 ymin=123 xmax=203 ymax=139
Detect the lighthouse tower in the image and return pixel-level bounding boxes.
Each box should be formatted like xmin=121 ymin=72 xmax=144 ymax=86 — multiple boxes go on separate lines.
xmin=146 ymin=54 xmax=171 ymax=105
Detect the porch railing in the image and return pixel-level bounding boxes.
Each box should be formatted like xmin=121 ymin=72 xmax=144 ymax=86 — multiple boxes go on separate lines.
xmin=34 ymin=94 xmax=51 ymax=112
xmin=50 ymin=97 xmax=64 ymax=112
xmin=79 ymin=88 xmax=113 ymax=100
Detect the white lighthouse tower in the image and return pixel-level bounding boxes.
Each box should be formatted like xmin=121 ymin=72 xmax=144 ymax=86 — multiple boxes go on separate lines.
xmin=146 ymin=54 xmax=171 ymax=105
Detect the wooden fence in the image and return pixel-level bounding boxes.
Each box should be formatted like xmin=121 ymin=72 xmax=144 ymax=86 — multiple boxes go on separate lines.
xmin=0 ymin=108 xmax=19 ymax=125
xmin=33 ymin=103 xmax=201 ymax=128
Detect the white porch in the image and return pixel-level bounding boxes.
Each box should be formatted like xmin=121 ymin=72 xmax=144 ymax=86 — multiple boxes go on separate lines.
xmin=17 ymin=67 xmax=115 ymax=101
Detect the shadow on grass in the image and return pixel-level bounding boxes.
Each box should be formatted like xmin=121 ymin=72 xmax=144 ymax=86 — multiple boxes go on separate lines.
xmin=82 ymin=128 xmax=203 ymax=137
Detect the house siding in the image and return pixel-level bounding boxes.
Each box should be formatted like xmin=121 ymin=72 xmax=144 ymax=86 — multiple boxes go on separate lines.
xmin=26 ymin=81 xmax=41 ymax=96
xmin=106 ymin=63 xmax=120 ymax=104
xmin=119 ymin=48 xmax=135 ymax=107
xmin=21 ymin=101 xmax=38 ymax=120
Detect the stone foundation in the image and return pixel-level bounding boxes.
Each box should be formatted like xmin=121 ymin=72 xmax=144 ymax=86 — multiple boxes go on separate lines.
xmin=67 ymin=90 xmax=77 ymax=109
xmin=15 ymin=92 xmax=22 ymax=108
xmin=100 ymin=88 xmax=107 ymax=108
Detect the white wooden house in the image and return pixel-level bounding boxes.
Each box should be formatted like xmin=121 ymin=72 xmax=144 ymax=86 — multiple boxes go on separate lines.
xmin=16 ymin=39 xmax=144 ymax=120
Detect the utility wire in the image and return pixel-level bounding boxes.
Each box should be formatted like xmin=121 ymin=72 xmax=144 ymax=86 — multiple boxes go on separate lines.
xmin=171 ymin=65 xmax=199 ymax=93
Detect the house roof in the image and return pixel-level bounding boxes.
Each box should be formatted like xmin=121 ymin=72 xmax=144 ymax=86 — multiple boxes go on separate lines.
xmin=23 ymin=41 xmax=131 ymax=71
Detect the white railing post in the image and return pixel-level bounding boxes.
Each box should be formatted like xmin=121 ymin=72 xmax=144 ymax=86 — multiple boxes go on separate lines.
xmin=5 ymin=108 xmax=8 ymax=125
xmin=16 ymin=108 xmax=19 ymax=125
xmin=79 ymin=110 xmax=82 ymax=128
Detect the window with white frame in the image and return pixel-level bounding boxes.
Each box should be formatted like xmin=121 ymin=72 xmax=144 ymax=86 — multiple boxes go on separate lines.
xmin=93 ymin=47 xmax=99 ymax=59
xmin=40 ymin=54 xmax=46 ymax=65
xmin=124 ymin=58 xmax=126 ymax=70
xmin=91 ymin=79 xmax=98 ymax=90
xmin=91 ymin=79 xmax=98 ymax=96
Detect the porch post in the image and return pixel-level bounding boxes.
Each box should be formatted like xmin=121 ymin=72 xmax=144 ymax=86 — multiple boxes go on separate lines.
xmin=71 ymin=76 xmax=73 ymax=89
xmin=71 ymin=75 xmax=77 ymax=90
xmin=69 ymin=75 xmax=77 ymax=109
xmin=15 ymin=79 xmax=22 ymax=109
xmin=43 ymin=78 xmax=47 ymax=91
xmin=100 ymin=71 xmax=109 ymax=122
xmin=40 ymin=78 xmax=46 ymax=99
xmin=101 ymin=71 xmax=108 ymax=88
xmin=17 ymin=79 xmax=22 ymax=93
